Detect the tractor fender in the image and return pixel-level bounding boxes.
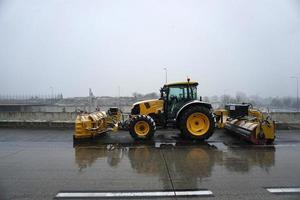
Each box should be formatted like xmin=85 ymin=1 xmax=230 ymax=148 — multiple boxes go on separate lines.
xmin=175 ymin=100 xmax=212 ymax=123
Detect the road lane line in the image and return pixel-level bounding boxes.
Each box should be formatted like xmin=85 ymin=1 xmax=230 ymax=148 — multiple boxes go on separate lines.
xmin=274 ymin=144 xmax=297 ymax=147
xmin=267 ymin=187 xmax=300 ymax=194
xmin=56 ymin=192 xmax=175 ymax=198
xmin=175 ymin=190 xmax=213 ymax=196
xmin=56 ymin=190 xmax=213 ymax=198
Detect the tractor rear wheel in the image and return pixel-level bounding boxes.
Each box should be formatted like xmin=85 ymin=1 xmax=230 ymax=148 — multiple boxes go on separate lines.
xmin=129 ymin=115 xmax=156 ymax=140
xmin=179 ymin=106 xmax=215 ymax=140
xmin=266 ymin=139 xmax=274 ymax=145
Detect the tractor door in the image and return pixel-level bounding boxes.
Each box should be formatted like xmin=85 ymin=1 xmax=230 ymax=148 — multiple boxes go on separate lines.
xmin=166 ymin=86 xmax=188 ymax=119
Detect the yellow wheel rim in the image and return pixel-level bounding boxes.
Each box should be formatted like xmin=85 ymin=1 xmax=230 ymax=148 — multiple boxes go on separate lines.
xmin=186 ymin=112 xmax=210 ymax=136
xmin=134 ymin=121 xmax=150 ymax=136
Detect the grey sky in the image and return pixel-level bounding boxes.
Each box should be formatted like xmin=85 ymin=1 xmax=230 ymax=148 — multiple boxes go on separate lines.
xmin=0 ymin=0 xmax=299 ymax=97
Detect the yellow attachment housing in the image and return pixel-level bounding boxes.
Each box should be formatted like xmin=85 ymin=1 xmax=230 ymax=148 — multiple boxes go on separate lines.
xmin=214 ymin=109 xmax=228 ymax=128
xmin=75 ymin=111 xmax=108 ymax=139
xmin=215 ymin=107 xmax=275 ymax=143
xmin=74 ymin=109 xmax=123 ymax=140
xmin=226 ymin=117 xmax=275 ymax=141
xmin=260 ymin=119 xmax=276 ymax=140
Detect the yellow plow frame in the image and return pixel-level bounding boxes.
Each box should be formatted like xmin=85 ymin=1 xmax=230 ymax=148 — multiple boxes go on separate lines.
xmin=214 ymin=106 xmax=275 ymax=144
xmin=74 ymin=108 xmax=124 ymax=140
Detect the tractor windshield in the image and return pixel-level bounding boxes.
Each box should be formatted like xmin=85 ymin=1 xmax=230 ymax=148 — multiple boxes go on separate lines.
xmin=167 ymin=85 xmax=197 ymax=101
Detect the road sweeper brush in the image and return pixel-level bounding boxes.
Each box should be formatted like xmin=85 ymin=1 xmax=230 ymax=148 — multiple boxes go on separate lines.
xmin=215 ymin=103 xmax=275 ymax=144
xmin=74 ymin=107 xmax=123 ymax=140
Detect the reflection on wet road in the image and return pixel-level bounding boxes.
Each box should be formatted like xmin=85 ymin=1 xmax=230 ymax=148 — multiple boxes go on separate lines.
xmin=0 ymin=129 xmax=299 ymax=200
xmin=74 ymin=142 xmax=276 ymax=191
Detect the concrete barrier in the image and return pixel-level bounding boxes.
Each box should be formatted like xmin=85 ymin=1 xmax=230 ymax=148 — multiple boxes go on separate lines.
xmin=0 ymin=112 xmax=77 ymax=121
xmin=269 ymin=112 xmax=300 ymax=130
xmin=0 ymin=112 xmax=77 ymax=128
xmin=270 ymin=112 xmax=300 ymax=123
xmin=0 ymin=111 xmax=299 ymax=129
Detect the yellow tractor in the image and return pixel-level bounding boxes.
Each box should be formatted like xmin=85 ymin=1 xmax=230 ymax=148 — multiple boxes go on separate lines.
xmin=74 ymin=79 xmax=215 ymax=141
xmin=74 ymin=80 xmax=276 ymax=145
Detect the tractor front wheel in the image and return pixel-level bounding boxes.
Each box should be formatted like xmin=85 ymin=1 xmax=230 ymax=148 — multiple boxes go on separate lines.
xmin=129 ymin=115 xmax=156 ymax=140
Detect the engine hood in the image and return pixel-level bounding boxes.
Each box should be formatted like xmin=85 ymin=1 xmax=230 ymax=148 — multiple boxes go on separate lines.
xmin=133 ymin=99 xmax=160 ymax=106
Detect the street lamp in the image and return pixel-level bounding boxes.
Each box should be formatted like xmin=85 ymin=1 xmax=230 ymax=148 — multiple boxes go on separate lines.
xmin=290 ymin=76 xmax=299 ymax=112
xmin=118 ymin=86 xmax=121 ymax=108
xmin=49 ymin=86 xmax=54 ymax=98
xmin=163 ymin=68 xmax=168 ymax=84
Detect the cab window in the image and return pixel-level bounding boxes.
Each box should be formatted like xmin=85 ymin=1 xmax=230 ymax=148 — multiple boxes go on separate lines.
xmin=190 ymin=86 xmax=197 ymax=99
xmin=168 ymin=85 xmax=197 ymax=100
xmin=168 ymin=86 xmax=185 ymax=101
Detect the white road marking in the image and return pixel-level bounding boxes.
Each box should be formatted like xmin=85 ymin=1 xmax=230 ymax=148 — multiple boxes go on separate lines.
xmin=175 ymin=190 xmax=213 ymax=196
xmin=274 ymin=144 xmax=297 ymax=147
xmin=267 ymin=187 xmax=300 ymax=194
xmin=56 ymin=190 xmax=213 ymax=198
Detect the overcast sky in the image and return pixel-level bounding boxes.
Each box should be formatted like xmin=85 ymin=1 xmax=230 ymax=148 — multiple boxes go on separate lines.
xmin=0 ymin=0 xmax=299 ymax=97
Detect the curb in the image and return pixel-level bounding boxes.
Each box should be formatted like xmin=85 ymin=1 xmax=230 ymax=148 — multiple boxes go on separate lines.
xmin=0 ymin=121 xmax=300 ymax=130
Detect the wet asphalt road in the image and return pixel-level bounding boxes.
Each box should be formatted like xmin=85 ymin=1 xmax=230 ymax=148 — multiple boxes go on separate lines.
xmin=0 ymin=128 xmax=300 ymax=200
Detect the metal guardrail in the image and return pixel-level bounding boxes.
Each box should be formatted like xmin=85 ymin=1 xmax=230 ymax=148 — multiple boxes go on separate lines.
xmin=0 ymin=94 xmax=63 ymax=105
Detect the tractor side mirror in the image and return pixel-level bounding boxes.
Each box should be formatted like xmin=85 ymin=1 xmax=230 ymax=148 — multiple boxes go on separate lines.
xmin=160 ymin=88 xmax=163 ymax=98
xmin=160 ymin=88 xmax=168 ymax=99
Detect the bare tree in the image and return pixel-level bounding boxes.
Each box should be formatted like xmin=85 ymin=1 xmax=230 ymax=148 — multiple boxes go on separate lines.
xmin=236 ymin=91 xmax=247 ymax=103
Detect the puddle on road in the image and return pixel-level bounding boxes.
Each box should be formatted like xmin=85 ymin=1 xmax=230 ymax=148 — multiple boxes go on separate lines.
xmin=73 ymin=140 xmax=276 ymax=180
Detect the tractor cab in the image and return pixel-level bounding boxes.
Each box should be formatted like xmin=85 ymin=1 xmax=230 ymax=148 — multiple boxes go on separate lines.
xmin=161 ymin=80 xmax=199 ymax=119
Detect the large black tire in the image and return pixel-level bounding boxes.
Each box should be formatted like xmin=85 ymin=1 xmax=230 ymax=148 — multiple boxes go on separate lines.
xmin=266 ymin=139 xmax=274 ymax=145
xmin=129 ymin=115 xmax=156 ymax=140
xmin=179 ymin=106 xmax=215 ymax=140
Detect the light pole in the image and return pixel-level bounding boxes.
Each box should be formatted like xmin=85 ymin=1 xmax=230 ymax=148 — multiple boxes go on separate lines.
xmin=163 ymin=68 xmax=168 ymax=84
xmin=118 ymin=86 xmax=121 ymax=109
xmin=49 ymin=86 xmax=54 ymax=104
xmin=290 ymin=76 xmax=299 ymax=112
xmin=49 ymin=86 xmax=54 ymax=98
